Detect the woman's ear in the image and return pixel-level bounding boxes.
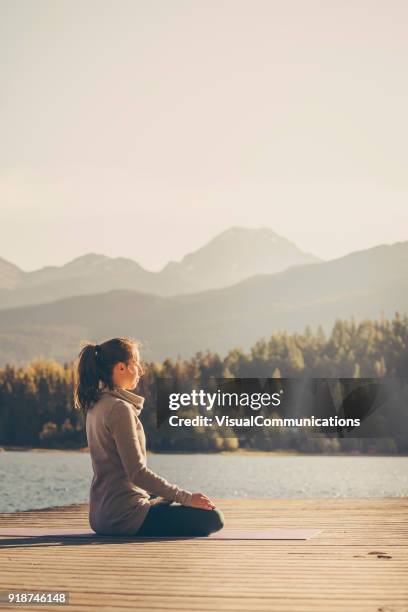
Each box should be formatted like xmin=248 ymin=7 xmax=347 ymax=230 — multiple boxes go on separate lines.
xmin=112 ymin=362 xmax=124 ymax=377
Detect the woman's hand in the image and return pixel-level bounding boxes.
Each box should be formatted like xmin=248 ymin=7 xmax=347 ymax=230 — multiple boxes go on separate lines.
xmin=188 ymin=492 xmax=216 ymax=510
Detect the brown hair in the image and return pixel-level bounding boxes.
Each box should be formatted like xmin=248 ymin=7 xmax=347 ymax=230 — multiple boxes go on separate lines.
xmin=74 ymin=337 xmax=141 ymax=413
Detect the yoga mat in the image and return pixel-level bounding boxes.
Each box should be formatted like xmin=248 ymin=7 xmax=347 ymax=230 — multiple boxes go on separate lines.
xmin=0 ymin=527 xmax=321 ymax=540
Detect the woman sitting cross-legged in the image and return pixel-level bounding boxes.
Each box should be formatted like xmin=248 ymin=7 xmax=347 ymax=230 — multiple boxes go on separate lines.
xmin=74 ymin=336 xmax=225 ymax=538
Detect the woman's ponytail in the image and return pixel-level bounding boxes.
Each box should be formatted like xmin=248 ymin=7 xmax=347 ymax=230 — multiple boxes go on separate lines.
xmin=74 ymin=343 xmax=109 ymax=413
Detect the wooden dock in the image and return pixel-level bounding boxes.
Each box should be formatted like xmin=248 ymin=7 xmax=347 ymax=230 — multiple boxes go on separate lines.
xmin=0 ymin=498 xmax=407 ymax=611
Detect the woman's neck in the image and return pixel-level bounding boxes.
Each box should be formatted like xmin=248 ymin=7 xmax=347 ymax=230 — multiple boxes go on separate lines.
xmin=102 ymin=386 xmax=145 ymax=412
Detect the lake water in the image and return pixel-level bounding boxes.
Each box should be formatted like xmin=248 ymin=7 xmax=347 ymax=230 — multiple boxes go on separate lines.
xmin=0 ymin=452 xmax=407 ymax=513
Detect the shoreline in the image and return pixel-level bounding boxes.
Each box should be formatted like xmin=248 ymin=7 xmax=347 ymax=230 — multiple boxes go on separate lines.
xmin=0 ymin=445 xmax=299 ymax=455
xmin=1 ymin=445 xmax=407 ymax=457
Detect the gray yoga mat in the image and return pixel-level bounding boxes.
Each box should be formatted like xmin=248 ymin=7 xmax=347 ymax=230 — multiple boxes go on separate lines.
xmin=0 ymin=527 xmax=321 ymax=540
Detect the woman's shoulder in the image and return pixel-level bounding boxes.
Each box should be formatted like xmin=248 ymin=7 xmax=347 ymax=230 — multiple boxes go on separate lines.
xmin=90 ymin=392 xmax=131 ymax=419
xmin=105 ymin=396 xmax=137 ymax=423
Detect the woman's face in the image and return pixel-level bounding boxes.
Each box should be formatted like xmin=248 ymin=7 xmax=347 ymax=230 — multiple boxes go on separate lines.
xmin=126 ymin=350 xmax=144 ymax=389
xmin=113 ymin=349 xmax=145 ymax=390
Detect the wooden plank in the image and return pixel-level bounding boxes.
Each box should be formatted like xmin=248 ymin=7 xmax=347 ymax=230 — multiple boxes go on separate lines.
xmin=0 ymin=499 xmax=407 ymax=611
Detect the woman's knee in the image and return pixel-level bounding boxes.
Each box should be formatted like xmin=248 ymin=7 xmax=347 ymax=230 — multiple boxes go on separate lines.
xmin=204 ymin=508 xmax=225 ymax=534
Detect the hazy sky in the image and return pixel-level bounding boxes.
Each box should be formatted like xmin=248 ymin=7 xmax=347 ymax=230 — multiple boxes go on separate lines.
xmin=1 ymin=0 xmax=407 ymax=272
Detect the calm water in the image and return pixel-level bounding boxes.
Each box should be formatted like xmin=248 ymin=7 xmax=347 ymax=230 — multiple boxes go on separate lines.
xmin=0 ymin=452 xmax=407 ymax=513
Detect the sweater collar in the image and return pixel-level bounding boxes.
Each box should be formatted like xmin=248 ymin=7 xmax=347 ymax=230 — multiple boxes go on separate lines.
xmin=101 ymin=386 xmax=145 ymax=416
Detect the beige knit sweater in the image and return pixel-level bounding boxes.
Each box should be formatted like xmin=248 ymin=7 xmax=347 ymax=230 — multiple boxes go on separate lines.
xmin=85 ymin=386 xmax=193 ymax=535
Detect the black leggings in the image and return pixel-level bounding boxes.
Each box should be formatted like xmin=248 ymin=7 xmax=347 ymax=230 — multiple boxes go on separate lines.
xmin=135 ymin=502 xmax=225 ymax=537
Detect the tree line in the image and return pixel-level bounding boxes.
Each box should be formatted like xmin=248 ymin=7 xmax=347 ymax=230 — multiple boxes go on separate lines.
xmin=0 ymin=313 xmax=407 ymax=454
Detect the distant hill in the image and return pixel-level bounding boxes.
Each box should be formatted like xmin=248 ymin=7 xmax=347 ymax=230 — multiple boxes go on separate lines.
xmin=0 ymin=240 xmax=406 ymax=367
xmin=159 ymin=226 xmax=319 ymax=293
xmin=0 ymin=227 xmax=320 ymax=309
xmin=0 ymin=257 xmax=25 ymax=290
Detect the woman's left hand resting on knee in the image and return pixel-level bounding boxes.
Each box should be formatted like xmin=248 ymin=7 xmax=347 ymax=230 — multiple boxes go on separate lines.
xmin=186 ymin=492 xmax=216 ymax=510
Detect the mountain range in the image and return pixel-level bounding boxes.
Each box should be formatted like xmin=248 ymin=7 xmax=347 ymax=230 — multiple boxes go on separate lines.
xmin=0 ymin=227 xmax=319 ymax=309
xmin=0 ymin=230 xmax=406 ymax=367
